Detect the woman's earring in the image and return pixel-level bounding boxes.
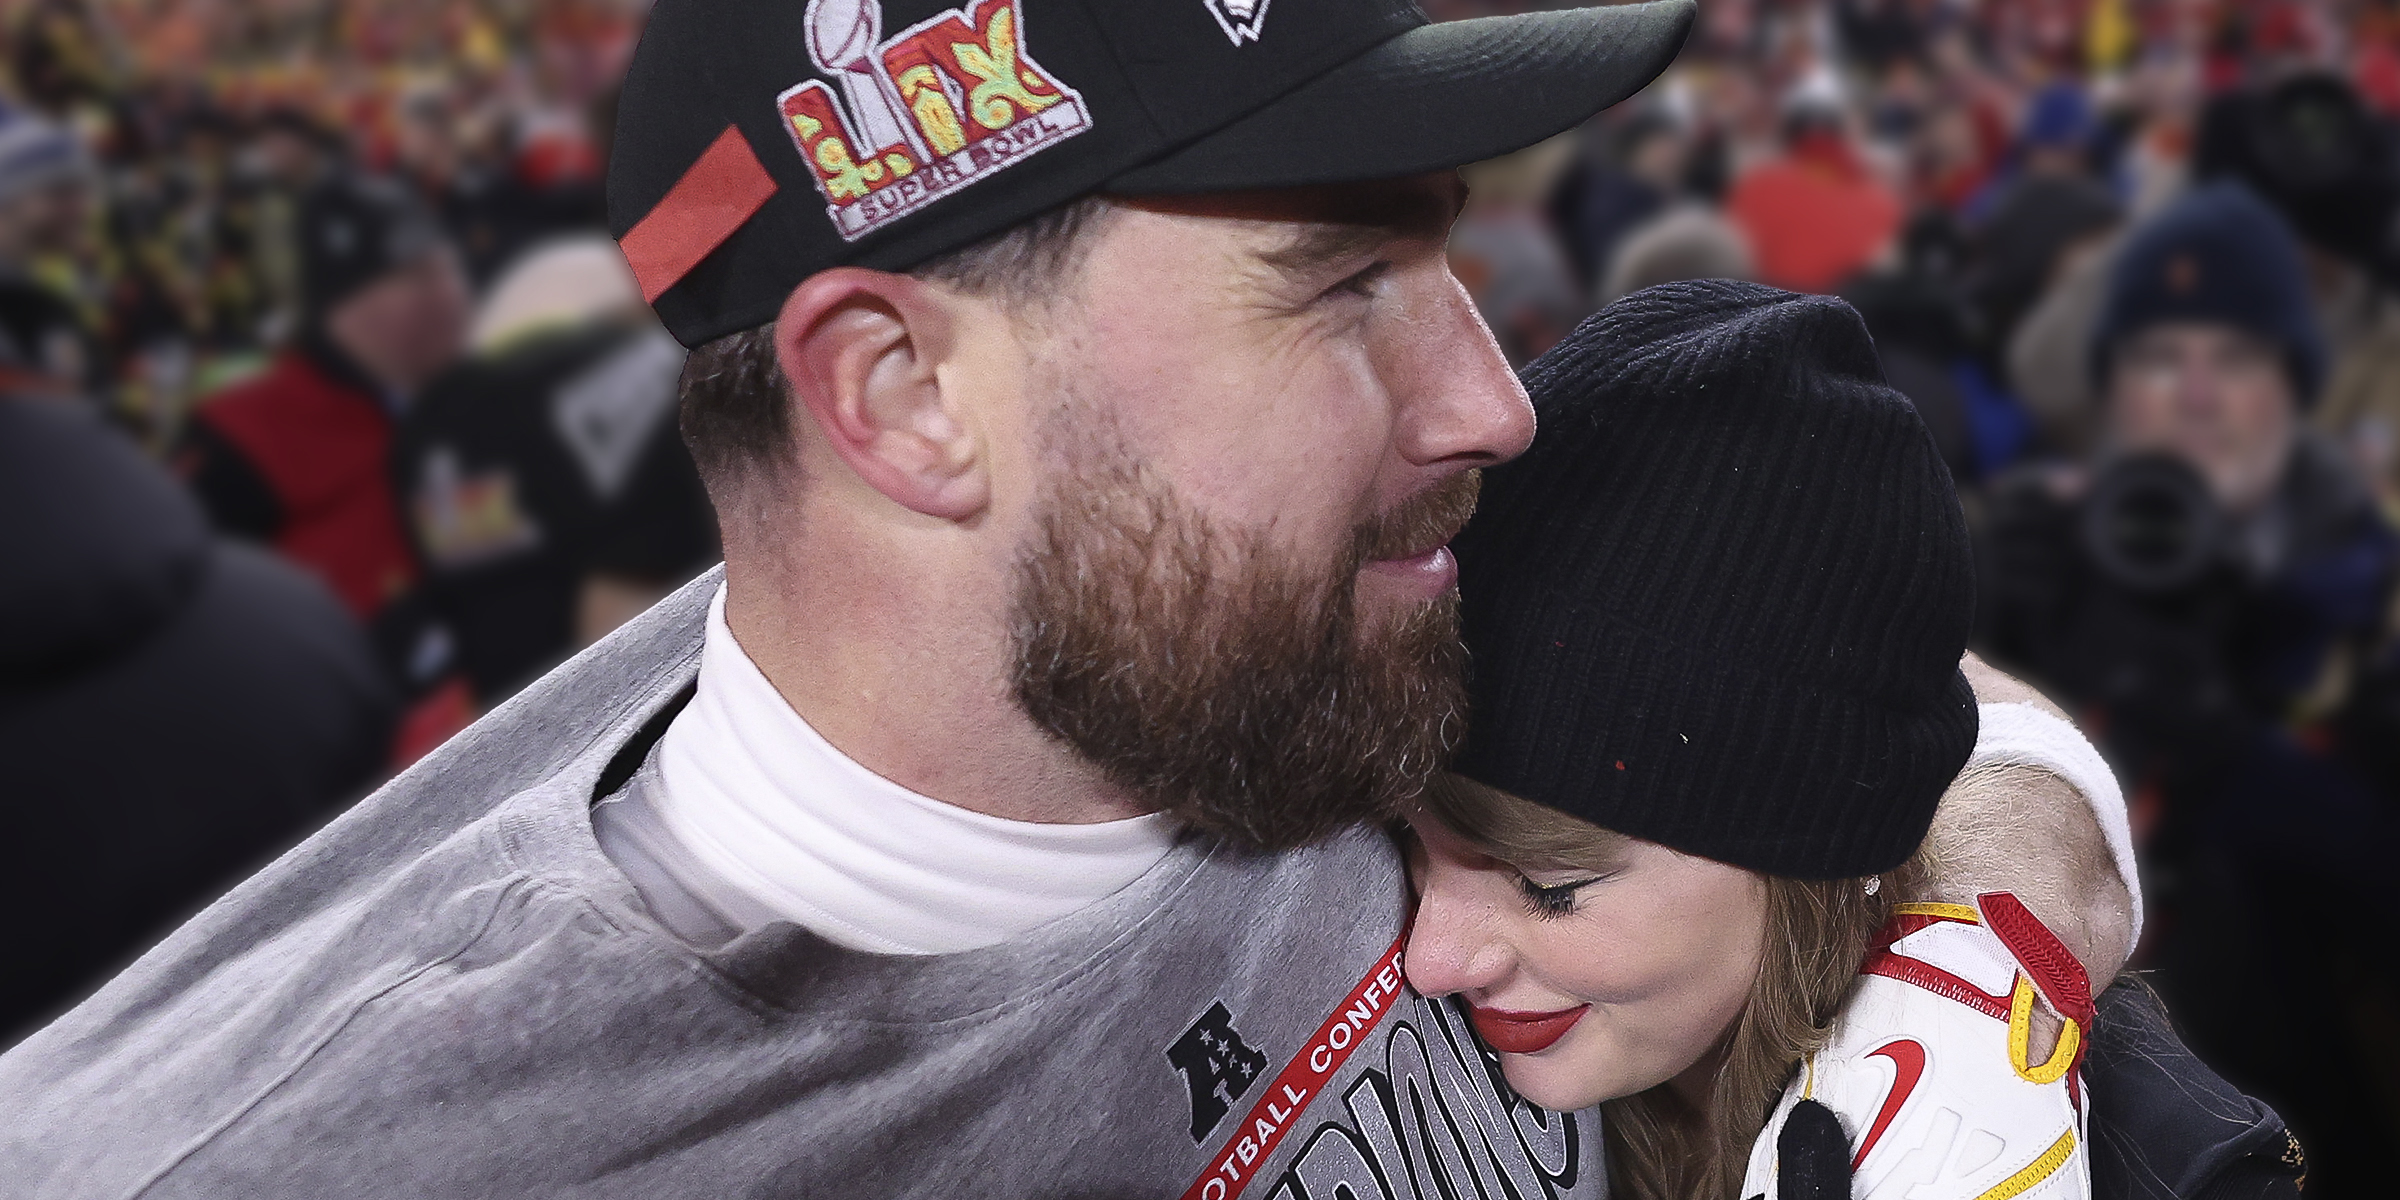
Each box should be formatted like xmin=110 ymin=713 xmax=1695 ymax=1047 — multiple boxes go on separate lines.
xmin=1863 ymin=875 xmax=1882 ymax=897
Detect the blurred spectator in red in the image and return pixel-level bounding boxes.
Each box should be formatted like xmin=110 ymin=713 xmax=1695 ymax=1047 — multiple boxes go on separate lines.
xmin=1725 ymin=100 xmax=1902 ymax=293
xmin=1911 ymin=93 xmax=2004 ymax=212
xmin=172 ymin=173 xmax=467 ymax=623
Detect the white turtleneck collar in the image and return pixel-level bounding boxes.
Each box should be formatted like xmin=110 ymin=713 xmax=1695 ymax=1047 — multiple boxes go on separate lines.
xmin=597 ymin=584 xmax=1177 ymax=955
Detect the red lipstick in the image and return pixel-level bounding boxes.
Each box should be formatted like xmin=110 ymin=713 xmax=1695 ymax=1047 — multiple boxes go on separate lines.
xmin=1468 ymin=1004 xmax=1590 ymax=1055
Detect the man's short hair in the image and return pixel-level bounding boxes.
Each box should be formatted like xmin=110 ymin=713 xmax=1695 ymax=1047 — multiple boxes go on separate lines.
xmin=677 ymin=196 xmax=1116 ymax=490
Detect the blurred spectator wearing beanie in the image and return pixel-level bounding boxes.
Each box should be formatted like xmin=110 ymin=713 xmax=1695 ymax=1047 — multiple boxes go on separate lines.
xmin=0 ymin=397 xmax=394 ymax=1044
xmin=0 ymin=104 xmax=97 ymax=395
xmin=1979 ymin=183 xmax=2400 ymax=1195
xmin=2088 ymin=184 xmax=2331 ymax=516
xmin=1725 ymin=100 xmax=1902 ymax=293
xmin=1966 ymin=83 xmax=2123 ymax=356
xmin=172 ymin=173 xmax=470 ymax=623
xmin=386 ymin=236 xmax=717 ymax=711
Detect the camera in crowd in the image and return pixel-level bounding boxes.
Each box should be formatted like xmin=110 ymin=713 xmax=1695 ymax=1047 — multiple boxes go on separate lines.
xmin=1982 ymin=452 xmax=2260 ymax=760
xmin=2079 ymin=452 xmax=2227 ymax=595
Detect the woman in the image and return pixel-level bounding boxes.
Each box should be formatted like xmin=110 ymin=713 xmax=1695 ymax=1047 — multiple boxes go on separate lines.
xmin=1403 ymin=281 xmax=2115 ymax=1200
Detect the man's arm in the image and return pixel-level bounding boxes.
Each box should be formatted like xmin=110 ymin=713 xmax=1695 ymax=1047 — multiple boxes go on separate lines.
xmin=1898 ymin=653 xmax=2138 ymax=1061
xmin=1907 ymin=653 xmax=2137 ymax=986
xmin=1766 ymin=657 xmax=2298 ymax=1199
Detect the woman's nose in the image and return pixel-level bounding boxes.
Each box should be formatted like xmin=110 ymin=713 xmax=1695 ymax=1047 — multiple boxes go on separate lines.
xmin=1403 ymin=877 xmax=1514 ymax=999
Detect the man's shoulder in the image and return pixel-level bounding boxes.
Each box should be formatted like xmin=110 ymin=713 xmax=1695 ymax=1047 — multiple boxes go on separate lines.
xmin=294 ymin=564 xmax=718 ymax=895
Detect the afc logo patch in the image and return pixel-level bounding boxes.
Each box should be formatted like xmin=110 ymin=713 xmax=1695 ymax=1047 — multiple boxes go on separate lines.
xmin=1169 ymin=1000 xmax=1271 ymax=1143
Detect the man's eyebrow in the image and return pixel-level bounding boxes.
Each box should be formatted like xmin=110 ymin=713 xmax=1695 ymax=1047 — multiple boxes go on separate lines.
xmin=1256 ymin=178 xmax=1467 ymax=281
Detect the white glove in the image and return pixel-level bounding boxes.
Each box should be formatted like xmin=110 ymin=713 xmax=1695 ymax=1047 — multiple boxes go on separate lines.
xmin=1741 ymin=892 xmax=2095 ymax=1200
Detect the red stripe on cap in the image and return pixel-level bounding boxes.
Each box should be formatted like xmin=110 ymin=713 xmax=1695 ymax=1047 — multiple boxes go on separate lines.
xmin=619 ymin=124 xmax=778 ymax=304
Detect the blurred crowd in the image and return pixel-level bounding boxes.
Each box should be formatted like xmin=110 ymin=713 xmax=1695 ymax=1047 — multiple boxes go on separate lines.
xmin=0 ymin=0 xmax=716 ymax=1055
xmin=2 ymin=0 xmax=2398 ymax=1192
xmin=1443 ymin=0 xmax=2400 ymax=1189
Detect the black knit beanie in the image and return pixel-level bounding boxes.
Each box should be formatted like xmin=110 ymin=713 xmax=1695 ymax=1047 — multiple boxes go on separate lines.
xmin=1450 ymin=279 xmax=1977 ymax=879
xmin=299 ymin=172 xmax=446 ymax=319
xmin=2090 ymin=181 xmax=2325 ymax=403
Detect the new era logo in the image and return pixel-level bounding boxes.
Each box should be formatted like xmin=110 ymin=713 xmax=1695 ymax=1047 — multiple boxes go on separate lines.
xmin=778 ymin=0 xmax=1091 ymax=240
xmin=1204 ymin=0 xmax=1273 ymax=45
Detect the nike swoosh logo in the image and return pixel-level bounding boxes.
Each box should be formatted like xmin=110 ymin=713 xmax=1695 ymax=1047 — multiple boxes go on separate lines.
xmin=1852 ymin=1038 xmax=1928 ymax=1170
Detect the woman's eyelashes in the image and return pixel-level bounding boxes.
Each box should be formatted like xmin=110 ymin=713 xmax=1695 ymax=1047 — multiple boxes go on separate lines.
xmin=1516 ymin=873 xmax=1603 ymax=919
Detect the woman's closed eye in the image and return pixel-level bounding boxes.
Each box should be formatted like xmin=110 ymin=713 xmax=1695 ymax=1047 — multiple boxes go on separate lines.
xmin=1516 ymin=872 xmax=1605 ymax=918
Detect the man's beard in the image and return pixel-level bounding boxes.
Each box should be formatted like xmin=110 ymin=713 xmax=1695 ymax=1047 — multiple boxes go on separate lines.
xmin=1009 ymin=451 xmax=1477 ymax=853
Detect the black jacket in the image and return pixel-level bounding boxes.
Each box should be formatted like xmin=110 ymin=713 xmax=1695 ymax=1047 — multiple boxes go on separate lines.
xmin=2088 ymin=981 xmax=2307 ymax=1200
xmin=0 ymin=398 xmax=395 ymax=1041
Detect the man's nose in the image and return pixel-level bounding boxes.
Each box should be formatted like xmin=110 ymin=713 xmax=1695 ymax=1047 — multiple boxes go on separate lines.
xmin=1390 ymin=271 xmax=1538 ymax=470
xmin=1403 ymin=877 xmax=1515 ymax=999
xmin=2172 ymin=358 xmax=2230 ymax=413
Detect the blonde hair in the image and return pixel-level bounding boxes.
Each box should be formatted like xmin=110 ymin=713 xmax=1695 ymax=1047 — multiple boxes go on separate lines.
xmin=1416 ymin=774 xmax=1911 ymax=1200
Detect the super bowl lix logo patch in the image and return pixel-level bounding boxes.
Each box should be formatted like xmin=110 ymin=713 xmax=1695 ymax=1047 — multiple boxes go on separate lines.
xmin=780 ymin=0 xmax=1090 ymax=240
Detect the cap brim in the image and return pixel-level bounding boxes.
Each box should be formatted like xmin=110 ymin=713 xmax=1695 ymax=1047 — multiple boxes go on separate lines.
xmin=1110 ymin=1 xmax=1696 ymax=194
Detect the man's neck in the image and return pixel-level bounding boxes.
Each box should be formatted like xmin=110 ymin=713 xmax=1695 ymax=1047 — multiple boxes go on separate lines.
xmin=720 ymin=512 xmax=1147 ymax=827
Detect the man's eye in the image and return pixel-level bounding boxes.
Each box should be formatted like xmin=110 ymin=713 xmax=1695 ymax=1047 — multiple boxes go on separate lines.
xmin=1517 ymin=874 xmax=1597 ymax=919
xmin=1326 ymin=260 xmax=1391 ymax=301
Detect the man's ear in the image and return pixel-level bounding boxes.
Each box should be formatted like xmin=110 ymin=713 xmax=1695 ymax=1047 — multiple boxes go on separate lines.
xmin=774 ymin=267 xmax=988 ymax=522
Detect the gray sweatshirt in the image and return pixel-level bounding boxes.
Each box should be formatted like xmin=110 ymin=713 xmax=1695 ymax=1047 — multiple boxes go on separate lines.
xmin=0 ymin=569 xmax=1605 ymax=1199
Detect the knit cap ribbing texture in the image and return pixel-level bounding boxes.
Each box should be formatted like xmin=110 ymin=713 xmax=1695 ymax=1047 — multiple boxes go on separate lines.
xmin=1451 ymin=279 xmax=1977 ymax=878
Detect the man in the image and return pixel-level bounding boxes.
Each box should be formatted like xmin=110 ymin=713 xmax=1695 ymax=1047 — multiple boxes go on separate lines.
xmin=1964 ymin=82 xmax=2120 ymax=367
xmin=174 ymin=171 xmax=471 ymax=623
xmin=1981 ymin=182 xmax=2400 ymax=1193
xmin=1724 ymin=96 xmax=1902 ymax=294
xmin=0 ymin=3 xmax=2214 ymax=1196
xmin=391 ymin=236 xmax=718 ymax=708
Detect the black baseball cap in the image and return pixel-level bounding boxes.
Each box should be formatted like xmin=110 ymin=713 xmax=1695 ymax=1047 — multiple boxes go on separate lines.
xmin=610 ymin=0 xmax=1697 ymax=348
